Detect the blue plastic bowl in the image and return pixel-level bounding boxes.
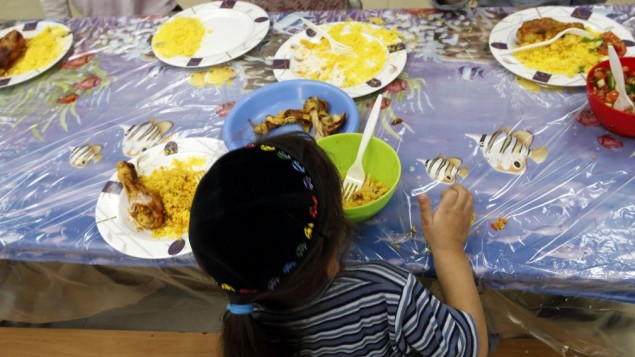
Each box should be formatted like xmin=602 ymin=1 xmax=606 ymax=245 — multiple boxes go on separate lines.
xmin=222 ymin=80 xmax=361 ymax=150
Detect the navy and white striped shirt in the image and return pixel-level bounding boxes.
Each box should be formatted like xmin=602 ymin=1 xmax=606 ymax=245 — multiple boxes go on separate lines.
xmin=256 ymin=261 xmax=478 ymax=356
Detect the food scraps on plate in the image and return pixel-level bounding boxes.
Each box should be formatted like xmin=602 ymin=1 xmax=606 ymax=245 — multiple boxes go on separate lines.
xmin=248 ymin=96 xmax=347 ymax=140
xmin=292 ymin=21 xmax=400 ymax=88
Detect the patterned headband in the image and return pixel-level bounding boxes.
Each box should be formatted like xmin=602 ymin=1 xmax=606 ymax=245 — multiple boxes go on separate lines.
xmin=189 ymin=142 xmax=319 ymax=295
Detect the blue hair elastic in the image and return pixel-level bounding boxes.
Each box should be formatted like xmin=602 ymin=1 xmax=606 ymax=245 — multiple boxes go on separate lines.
xmin=227 ymin=303 xmax=254 ymax=315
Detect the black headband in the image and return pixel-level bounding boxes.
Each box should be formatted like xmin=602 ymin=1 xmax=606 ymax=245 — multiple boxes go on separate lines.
xmin=189 ymin=143 xmax=319 ymax=294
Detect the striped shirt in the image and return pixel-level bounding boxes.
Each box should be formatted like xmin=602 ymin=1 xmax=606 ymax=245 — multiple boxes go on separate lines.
xmin=255 ymin=261 xmax=478 ymax=356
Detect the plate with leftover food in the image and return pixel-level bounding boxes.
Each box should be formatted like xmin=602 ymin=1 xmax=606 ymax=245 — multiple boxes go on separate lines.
xmin=0 ymin=21 xmax=73 ymax=88
xmin=489 ymin=6 xmax=635 ymax=87
xmin=151 ymin=1 xmax=270 ymax=68
xmin=222 ymin=80 xmax=361 ymax=150
xmin=272 ymin=20 xmax=407 ymax=98
xmin=95 ymin=137 xmax=227 ymax=259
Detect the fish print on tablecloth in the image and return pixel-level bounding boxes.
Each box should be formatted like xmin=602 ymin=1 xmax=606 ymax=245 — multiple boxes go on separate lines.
xmin=57 ymin=93 xmax=79 ymax=104
xmin=575 ymin=108 xmax=600 ymax=127
xmin=458 ymin=66 xmax=485 ymax=81
xmin=417 ymin=154 xmax=469 ymax=184
xmin=120 ymin=119 xmax=173 ymax=157
xmin=61 ymin=53 xmax=95 ymax=69
xmin=215 ymin=101 xmax=235 ymax=117
xmin=69 ymin=143 xmax=103 ymax=168
xmin=597 ymin=134 xmax=623 ymax=149
xmin=383 ymin=77 xmax=408 ymax=94
xmin=466 ymin=128 xmax=548 ymax=175
xmin=73 ymin=75 xmax=101 ymax=90
xmin=188 ymin=66 xmax=237 ymax=88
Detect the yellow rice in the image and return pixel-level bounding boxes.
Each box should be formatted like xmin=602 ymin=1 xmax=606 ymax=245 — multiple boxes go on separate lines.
xmin=513 ymin=29 xmax=603 ymax=77
xmin=152 ymin=17 xmax=205 ymax=58
xmin=294 ymin=21 xmax=401 ymax=88
xmin=343 ymin=175 xmax=389 ymax=208
xmin=3 ymin=25 xmax=67 ymax=77
xmin=140 ymin=156 xmax=205 ymax=239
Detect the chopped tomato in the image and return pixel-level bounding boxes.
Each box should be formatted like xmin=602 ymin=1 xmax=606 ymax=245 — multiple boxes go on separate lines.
xmin=593 ymin=68 xmax=607 ymax=80
xmin=606 ymin=90 xmax=619 ymax=104
xmin=598 ymin=31 xmax=627 ymax=56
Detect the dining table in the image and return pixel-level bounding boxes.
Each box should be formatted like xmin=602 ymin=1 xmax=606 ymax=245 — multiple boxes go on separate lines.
xmin=1 ymin=3 xmax=634 ymax=354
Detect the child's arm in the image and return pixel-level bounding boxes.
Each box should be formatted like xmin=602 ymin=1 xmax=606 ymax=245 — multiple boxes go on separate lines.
xmin=418 ymin=184 xmax=488 ymax=357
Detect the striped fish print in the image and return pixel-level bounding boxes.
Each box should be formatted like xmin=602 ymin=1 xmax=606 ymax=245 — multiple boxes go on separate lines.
xmin=69 ymin=143 xmax=103 ymax=168
xmin=466 ymin=127 xmax=548 ymax=175
xmin=418 ymin=154 xmax=469 ymax=184
xmin=120 ymin=119 xmax=173 ymax=157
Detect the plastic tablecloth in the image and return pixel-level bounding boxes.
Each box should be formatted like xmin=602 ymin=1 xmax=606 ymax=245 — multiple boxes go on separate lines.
xmin=1 ymin=6 xmax=634 ymax=305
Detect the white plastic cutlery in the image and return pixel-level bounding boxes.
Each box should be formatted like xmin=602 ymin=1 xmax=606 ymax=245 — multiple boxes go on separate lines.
xmin=607 ymin=44 xmax=635 ymax=112
xmin=299 ymin=17 xmax=355 ymax=56
xmin=499 ymin=27 xmax=593 ymax=55
xmin=342 ymin=94 xmax=383 ymax=201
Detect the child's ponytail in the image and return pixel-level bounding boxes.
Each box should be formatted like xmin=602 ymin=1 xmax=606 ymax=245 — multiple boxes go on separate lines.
xmin=222 ymin=310 xmax=271 ymax=357
xmin=222 ymin=301 xmax=296 ymax=357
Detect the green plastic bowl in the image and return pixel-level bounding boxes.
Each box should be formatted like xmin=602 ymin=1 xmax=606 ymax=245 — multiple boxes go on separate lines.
xmin=317 ymin=133 xmax=401 ymax=223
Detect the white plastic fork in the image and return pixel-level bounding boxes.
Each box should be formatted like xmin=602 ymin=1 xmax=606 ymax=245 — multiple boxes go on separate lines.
xmin=342 ymin=94 xmax=383 ymax=201
xmin=499 ymin=27 xmax=594 ymax=55
xmin=299 ymin=17 xmax=356 ymax=56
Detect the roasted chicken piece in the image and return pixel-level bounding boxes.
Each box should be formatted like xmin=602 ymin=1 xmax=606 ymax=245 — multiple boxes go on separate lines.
xmin=116 ymin=161 xmax=165 ymax=230
xmin=0 ymin=30 xmax=27 ymax=76
xmin=304 ymin=96 xmax=346 ymax=140
xmin=315 ymin=112 xmax=346 ymax=138
xmin=248 ymin=96 xmax=346 ymax=140
xmin=517 ymin=18 xmax=585 ymax=45
xmin=250 ymin=109 xmax=311 ymax=135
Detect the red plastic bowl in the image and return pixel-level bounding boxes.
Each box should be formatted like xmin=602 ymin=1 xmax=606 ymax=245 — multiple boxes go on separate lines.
xmin=586 ymin=57 xmax=635 ymax=137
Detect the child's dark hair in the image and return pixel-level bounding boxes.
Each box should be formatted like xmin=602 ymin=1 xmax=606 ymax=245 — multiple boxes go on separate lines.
xmin=189 ymin=132 xmax=353 ymax=357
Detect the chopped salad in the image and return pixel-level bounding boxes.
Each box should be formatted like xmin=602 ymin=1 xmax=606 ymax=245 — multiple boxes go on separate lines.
xmin=589 ymin=65 xmax=635 ymax=113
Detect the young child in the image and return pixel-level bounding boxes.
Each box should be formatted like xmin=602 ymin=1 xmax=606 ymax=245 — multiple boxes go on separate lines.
xmin=189 ymin=131 xmax=487 ymax=357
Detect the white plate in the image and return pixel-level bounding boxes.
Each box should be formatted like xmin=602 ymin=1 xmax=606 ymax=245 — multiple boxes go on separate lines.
xmin=95 ymin=138 xmax=227 ymax=259
xmin=151 ymin=1 xmax=270 ymax=68
xmin=489 ymin=6 xmax=635 ymax=87
xmin=273 ymin=21 xmax=407 ymax=98
xmin=0 ymin=21 xmax=73 ymax=88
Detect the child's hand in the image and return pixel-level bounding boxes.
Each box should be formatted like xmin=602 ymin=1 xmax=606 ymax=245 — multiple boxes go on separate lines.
xmin=418 ymin=184 xmax=473 ymax=254
xmin=420 ymin=184 xmax=487 ymax=357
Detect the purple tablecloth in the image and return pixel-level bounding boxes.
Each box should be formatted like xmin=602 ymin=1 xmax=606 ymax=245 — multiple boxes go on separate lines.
xmin=1 ymin=6 xmax=634 ymax=303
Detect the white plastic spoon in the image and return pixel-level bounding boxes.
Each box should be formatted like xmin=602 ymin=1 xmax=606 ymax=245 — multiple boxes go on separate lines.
xmin=499 ymin=27 xmax=594 ymax=55
xmin=607 ymin=44 xmax=635 ymax=112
